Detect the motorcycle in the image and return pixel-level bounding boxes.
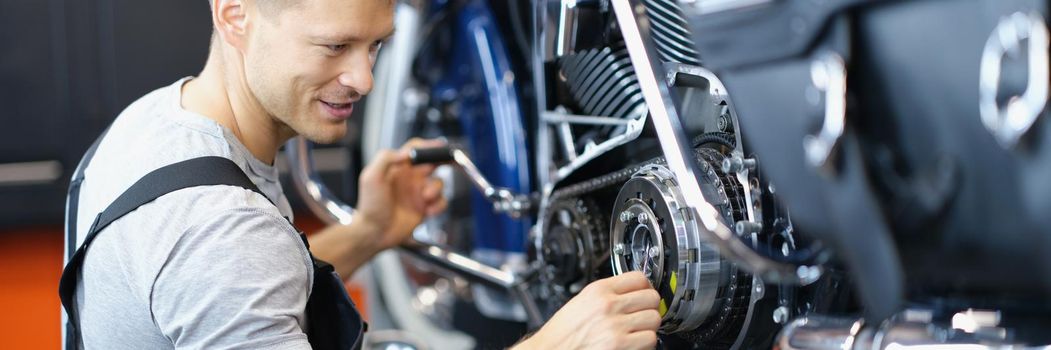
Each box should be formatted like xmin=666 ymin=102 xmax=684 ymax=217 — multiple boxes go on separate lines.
xmin=288 ymin=0 xmax=1051 ymax=348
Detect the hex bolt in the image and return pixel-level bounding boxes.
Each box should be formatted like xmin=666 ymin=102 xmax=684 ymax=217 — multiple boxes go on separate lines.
xmin=735 ymin=220 xmax=762 ymax=236
xmin=637 ymin=213 xmax=650 ymax=225
xmin=619 ymin=211 xmax=636 ymax=223
xmin=721 ymin=156 xmax=757 ymax=174
xmin=772 ymin=306 xmax=790 ymax=324
xmin=648 ymin=246 xmax=660 ymax=259
xmin=613 ymin=243 xmax=626 ymax=255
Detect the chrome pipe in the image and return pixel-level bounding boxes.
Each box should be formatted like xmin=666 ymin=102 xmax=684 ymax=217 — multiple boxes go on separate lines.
xmin=777 ymin=314 xmax=1048 ymax=350
xmin=285 ymin=138 xmax=518 ymax=289
xmin=399 ymin=241 xmax=517 ymax=289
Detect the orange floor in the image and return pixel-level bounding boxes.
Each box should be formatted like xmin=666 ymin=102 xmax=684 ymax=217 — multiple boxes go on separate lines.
xmin=0 ymin=225 xmax=63 ymax=349
xmin=0 ymin=212 xmax=365 ymax=349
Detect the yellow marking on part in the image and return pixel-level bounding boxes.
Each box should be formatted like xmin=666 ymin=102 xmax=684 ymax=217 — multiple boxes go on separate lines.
xmin=670 ymin=271 xmax=678 ymax=294
xmin=659 ymin=299 xmax=668 ymax=316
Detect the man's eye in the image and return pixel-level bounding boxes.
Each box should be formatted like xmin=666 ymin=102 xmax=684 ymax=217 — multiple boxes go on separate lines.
xmin=327 ymin=44 xmax=347 ymax=52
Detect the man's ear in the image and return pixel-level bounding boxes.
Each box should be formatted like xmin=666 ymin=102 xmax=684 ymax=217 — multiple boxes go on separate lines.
xmin=211 ymin=0 xmax=251 ymax=52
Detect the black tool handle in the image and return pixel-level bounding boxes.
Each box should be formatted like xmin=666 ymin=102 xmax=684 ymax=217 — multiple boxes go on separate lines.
xmin=409 ymin=145 xmax=455 ymax=165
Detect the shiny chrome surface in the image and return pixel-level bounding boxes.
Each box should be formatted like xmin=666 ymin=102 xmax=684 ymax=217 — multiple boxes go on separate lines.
xmin=610 ymin=0 xmax=817 ymax=285
xmin=663 ymin=62 xmax=761 ymax=248
xmin=803 ymin=52 xmax=847 ymax=173
xmin=436 ymin=147 xmax=533 ymax=219
xmin=556 ymin=0 xmax=578 ymax=57
xmin=610 ymin=164 xmax=727 ymax=334
xmin=681 ymin=0 xmax=775 ymax=15
xmin=776 ymin=315 xmax=865 ymax=350
xmin=979 ymin=11 xmax=1049 ymax=149
xmin=777 ymin=313 xmax=1050 ymax=350
xmin=286 ymin=137 xmax=356 ymax=225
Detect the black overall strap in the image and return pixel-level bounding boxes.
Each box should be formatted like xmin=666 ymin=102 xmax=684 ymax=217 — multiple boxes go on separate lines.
xmin=63 ymin=130 xmax=108 ymax=350
xmin=59 ymin=156 xmax=264 ymax=349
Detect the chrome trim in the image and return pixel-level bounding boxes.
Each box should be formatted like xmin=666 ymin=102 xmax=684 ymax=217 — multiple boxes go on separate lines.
xmin=542 ymin=105 xmax=648 ymax=182
xmin=446 ymin=147 xmax=533 ymax=218
xmin=663 ymin=62 xmax=761 ymax=246
xmin=803 ymin=52 xmax=847 ymax=173
xmin=611 ymin=0 xmax=817 ymax=285
xmin=777 ymin=313 xmax=1046 ymax=350
xmin=542 ymin=111 xmax=634 ymax=126
xmin=979 ymin=11 xmax=1049 ymax=149
xmin=682 ymin=0 xmax=775 ymax=16
xmin=287 ymin=138 xmax=356 ymax=225
xmin=556 ymin=0 xmax=578 ymax=57
xmin=776 ymin=316 xmax=864 ymax=350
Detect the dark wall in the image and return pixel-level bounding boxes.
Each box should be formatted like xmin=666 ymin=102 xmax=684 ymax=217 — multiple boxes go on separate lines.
xmin=0 ymin=0 xmax=212 ymax=228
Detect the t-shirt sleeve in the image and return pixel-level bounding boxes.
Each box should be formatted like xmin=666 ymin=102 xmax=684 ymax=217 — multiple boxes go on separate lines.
xmin=150 ymin=206 xmax=314 ymax=349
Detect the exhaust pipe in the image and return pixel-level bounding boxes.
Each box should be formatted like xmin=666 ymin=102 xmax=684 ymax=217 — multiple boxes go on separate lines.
xmin=776 ymin=313 xmax=1047 ymax=350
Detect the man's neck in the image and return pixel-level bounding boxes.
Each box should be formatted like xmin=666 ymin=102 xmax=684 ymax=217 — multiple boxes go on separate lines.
xmin=181 ymin=51 xmax=291 ymax=165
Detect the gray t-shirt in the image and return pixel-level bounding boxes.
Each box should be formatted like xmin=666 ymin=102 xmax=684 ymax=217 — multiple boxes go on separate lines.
xmin=63 ymin=78 xmax=314 ymax=349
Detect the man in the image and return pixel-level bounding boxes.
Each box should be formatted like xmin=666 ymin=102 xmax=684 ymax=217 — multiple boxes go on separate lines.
xmin=60 ymin=0 xmax=660 ymax=349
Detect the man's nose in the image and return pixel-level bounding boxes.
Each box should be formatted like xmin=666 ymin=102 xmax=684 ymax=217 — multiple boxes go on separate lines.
xmin=336 ymin=53 xmax=374 ymax=96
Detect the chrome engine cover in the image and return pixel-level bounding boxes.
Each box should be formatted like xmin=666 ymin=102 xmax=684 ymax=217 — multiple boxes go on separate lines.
xmin=611 ymin=156 xmax=749 ymax=338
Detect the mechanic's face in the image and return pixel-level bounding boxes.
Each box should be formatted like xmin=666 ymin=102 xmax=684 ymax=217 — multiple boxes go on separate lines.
xmin=244 ymin=0 xmax=394 ymax=144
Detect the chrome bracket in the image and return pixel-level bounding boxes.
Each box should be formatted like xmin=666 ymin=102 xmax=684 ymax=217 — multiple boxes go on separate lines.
xmin=803 ymin=52 xmax=847 ymax=174
xmin=979 ymin=11 xmax=1049 ymax=149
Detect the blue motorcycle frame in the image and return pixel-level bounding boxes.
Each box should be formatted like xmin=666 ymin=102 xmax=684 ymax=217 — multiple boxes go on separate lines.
xmin=427 ymin=0 xmax=533 ymax=257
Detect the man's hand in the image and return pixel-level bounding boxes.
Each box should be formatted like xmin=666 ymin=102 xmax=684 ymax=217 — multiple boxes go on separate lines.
xmin=308 ymin=138 xmax=448 ymax=279
xmin=354 ymin=138 xmax=449 ymax=252
xmin=514 ymin=272 xmax=661 ymax=350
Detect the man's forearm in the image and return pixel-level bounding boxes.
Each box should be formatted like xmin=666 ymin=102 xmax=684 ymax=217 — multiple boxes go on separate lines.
xmin=306 ymin=220 xmax=383 ymax=279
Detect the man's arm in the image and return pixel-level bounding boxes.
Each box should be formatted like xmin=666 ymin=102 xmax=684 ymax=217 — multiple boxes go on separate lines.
xmin=308 ymin=139 xmax=447 ymax=279
xmin=305 ymin=217 xmax=383 ymax=279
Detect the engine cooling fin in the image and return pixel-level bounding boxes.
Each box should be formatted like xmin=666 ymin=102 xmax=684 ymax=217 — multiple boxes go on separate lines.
xmin=642 ymin=0 xmax=702 ymax=66
xmin=560 ymin=44 xmax=648 ymax=120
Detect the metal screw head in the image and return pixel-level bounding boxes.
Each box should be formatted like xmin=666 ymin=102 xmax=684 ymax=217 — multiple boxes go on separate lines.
xmin=648 ymin=246 xmax=660 ymax=259
xmin=637 ymin=213 xmax=650 ymax=224
xmin=619 ymin=211 xmax=636 ymax=223
xmin=717 ymin=113 xmax=730 ymax=131
xmin=772 ymin=306 xmax=790 ymax=324
xmin=613 ymin=243 xmax=626 ymax=255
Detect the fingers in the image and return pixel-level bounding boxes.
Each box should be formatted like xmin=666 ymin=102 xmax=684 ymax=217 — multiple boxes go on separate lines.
xmin=614 ymin=288 xmax=660 ymax=314
xmin=400 ymin=137 xmax=448 ymax=152
xmin=605 ymin=271 xmax=653 ymax=294
xmin=425 ymin=197 xmax=448 ymax=217
xmin=422 ymin=178 xmax=444 ymax=202
xmin=363 ymin=149 xmax=410 ymax=181
xmin=421 ymin=177 xmax=448 ymax=216
xmin=623 ymin=309 xmax=661 ymax=332
xmin=622 ymin=329 xmax=658 ymax=350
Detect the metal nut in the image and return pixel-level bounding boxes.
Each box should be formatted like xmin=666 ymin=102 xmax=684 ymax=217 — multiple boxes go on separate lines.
xmin=772 ymin=306 xmax=790 ymax=324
